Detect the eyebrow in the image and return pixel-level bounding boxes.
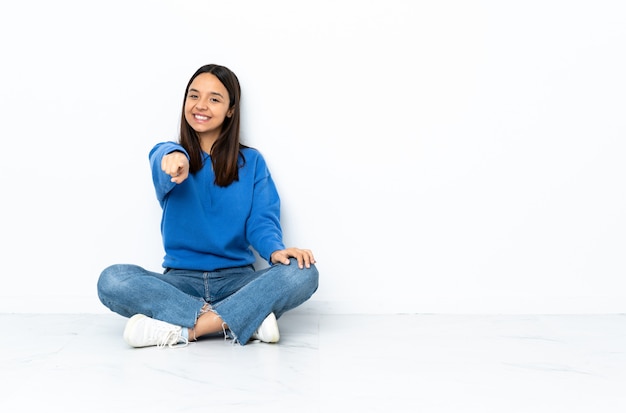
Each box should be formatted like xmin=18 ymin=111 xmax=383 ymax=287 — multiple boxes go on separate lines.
xmin=188 ymin=88 xmax=225 ymax=99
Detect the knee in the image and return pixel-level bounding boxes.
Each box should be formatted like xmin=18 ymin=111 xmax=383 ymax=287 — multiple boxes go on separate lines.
xmin=285 ymin=258 xmax=319 ymax=294
xmin=97 ymin=264 xmax=139 ymax=298
xmin=97 ymin=265 xmax=119 ymax=299
xmin=305 ymin=263 xmax=319 ymax=292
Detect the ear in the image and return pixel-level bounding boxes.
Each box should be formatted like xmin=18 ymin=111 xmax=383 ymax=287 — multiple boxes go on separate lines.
xmin=226 ymin=108 xmax=235 ymax=118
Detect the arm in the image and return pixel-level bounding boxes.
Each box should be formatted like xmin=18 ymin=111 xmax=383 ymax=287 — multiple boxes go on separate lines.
xmin=246 ymin=153 xmax=316 ymax=269
xmin=245 ymin=171 xmax=285 ymax=263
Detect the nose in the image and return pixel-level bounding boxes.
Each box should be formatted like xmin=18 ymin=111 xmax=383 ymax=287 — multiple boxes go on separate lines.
xmin=195 ymin=99 xmax=208 ymax=110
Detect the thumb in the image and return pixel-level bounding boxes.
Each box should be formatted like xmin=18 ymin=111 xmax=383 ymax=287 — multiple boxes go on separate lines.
xmin=272 ymin=251 xmax=290 ymax=265
xmin=277 ymin=253 xmax=290 ymax=264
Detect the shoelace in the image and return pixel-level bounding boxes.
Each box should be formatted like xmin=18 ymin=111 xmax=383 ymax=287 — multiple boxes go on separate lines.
xmin=154 ymin=327 xmax=189 ymax=349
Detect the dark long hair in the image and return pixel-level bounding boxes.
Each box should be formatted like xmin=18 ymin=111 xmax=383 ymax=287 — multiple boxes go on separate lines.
xmin=179 ymin=64 xmax=245 ymax=187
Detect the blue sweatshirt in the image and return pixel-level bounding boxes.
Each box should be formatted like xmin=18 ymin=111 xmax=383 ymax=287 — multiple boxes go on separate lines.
xmin=149 ymin=141 xmax=285 ymax=271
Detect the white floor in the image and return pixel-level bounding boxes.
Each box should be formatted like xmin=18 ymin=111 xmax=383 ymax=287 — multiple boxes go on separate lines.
xmin=2 ymin=312 xmax=626 ymax=412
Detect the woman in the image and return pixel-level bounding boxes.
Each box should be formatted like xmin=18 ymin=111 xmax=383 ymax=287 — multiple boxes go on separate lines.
xmin=97 ymin=64 xmax=319 ymax=348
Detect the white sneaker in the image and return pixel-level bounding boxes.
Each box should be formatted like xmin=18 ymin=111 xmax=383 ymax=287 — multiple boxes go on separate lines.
xmin=123 ymin=314 xmax=188 ymax=348
xmin=251 ymin=312 xmax=280 ymax=343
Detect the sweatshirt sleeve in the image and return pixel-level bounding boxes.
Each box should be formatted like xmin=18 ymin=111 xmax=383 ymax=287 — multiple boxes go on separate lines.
xmin=148 ymin=141 xmax=190 ymax=205
xmin=245 ymin=154 xmax=286 ymax=263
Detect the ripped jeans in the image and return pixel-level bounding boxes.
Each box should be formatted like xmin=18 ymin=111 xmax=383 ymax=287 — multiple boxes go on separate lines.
xmin=97 ymin=258 xmax=319 ymax=345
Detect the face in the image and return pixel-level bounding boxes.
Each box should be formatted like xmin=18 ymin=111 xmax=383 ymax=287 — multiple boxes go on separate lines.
xmin=184 ymin=72 xmax=234 ymax=142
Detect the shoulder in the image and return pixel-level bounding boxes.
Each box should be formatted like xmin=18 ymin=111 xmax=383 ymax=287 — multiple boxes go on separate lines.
xmin=241 ymin=146 xmax=261 ymax=157
xmin=240 ymin=146 xmax=267 ymax=166
xmin=240 ymin=147 xmax=273 ymax=180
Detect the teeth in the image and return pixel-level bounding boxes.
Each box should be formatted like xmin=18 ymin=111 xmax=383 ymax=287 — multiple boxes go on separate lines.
xmin=195 ymin=115 xmax=208 ymax=120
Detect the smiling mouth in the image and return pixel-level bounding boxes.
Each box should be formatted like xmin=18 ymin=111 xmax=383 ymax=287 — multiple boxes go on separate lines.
xmin=194 ymin=114 xmax=209 ymax=121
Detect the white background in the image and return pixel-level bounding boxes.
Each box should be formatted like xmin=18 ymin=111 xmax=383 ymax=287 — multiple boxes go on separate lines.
xmin=1 ymin=0 xmax=624 ymax=314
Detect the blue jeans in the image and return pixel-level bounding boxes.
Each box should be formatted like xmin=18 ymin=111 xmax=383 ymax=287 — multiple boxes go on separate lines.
xmin=97 ymin=258 xmax=319 ymax=345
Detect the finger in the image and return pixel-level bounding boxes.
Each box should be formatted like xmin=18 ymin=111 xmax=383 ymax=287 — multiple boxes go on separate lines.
xmin=296 ymin=251 xmax=310 ymax=269
xmin=163 ymin=162 xmax=176 ymax=176
xmin=296 ymin=254 xmax=304 ymax=269
xmin=273 ymin=251 xmax=290 ymax=265
xmin=299 ymin=249 xmax=314 ymax=268
xmin=166 ymin=161 xmax=185 ymax=179
xmin=305 ymin=249 xmax=315 ymax=265
xmin=162 ymin=153 xmax=187 ymax=177
xmin=170 ymin=170 xmax=188 ymax=184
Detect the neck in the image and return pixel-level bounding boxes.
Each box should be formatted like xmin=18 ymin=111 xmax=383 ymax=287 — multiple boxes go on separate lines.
xmin=199 ymin=133 xmax=219 ymax=154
